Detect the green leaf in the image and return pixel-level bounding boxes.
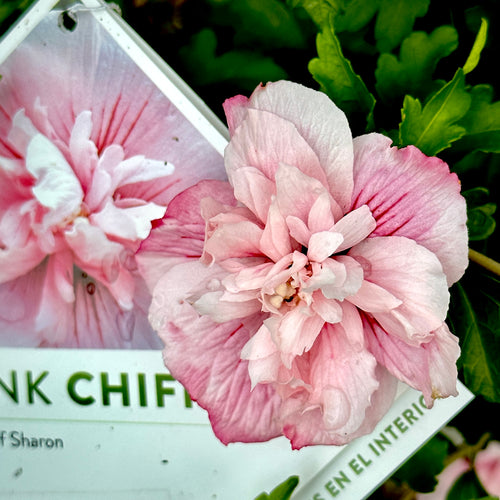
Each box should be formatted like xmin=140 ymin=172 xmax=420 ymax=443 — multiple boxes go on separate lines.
xmin=178 ymin=29 xmax=287 ymax=89
xmin=375 ymin=26 xmax=458 ymax=102
xmin=333 ymin=0 xmax=380 ymax=33
xmin=450 ymin=276 xmax=500 ymax=402
xmin=393 ymin=434 xmax=449 ymax=493
xmin=374 ymin=0 xmax=430 ymax=53
xmin=456 ymin=85 xmax=500 ymax=153
xmin=209 ymin=0 xmax=306 ymax=49
xmin=446 ymin=470 xmax=489 ymax=500
xmin=254 ymin=476 xmax=299 ymax=500
xmin=464 ymin=17 xmax=488 ymax=75
xmin=398 ymin=69 xmax=471 ymax=156
xmin=463 ymin=188 xmax=497 ymax=241
xmin=293 ymin=0 xmax=429 ymax=54
xmin=287 ymin=0 xmax=340 ymax=28
xmin=309 ymin=17 xmax=376 ymax=125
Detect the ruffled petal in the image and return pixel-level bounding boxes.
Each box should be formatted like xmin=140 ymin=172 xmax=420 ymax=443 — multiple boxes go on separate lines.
xmin=275 ymin=163 xmax=331 ymax=224
xmin=274 ymin=305 xmax=325 ymax=365
xmin=69 ymin=111 xmax=99 ymax=190
xmin=90 ymin=199 xmax=166 ymax=241
xmin=281 ymin=320 xmax=379 ymax=448
xmin=0 ymin=237 xmax=46 ymax=284
xmin=150 ymin=261 xmax=282 ymax=443
xmin=204 ymin=220 xmax=264 ymax=263
xmin=241 ymin=322 xmax=281 ymax=387
xmin=363 ymin=314 xmax=459 ymax=406
xmin=351 ymin=133 xmax=468 ymax=285
xmin=307 ymin=231 xmax=343 ymax=262
xmin=349 ymin=236 xmax=449 ymax=344
xmin=259 ymin=199 xmax=293 ymax=262
xmin=333 ymin=204 xmax=376 ymax=252
xmin=137 ymin=180 xmax=232 ymax=292
xmin=224 ymin=108 xmax=327 ymax=188
xmin=236 ymin=81 xmax=354 ymax=211
xmin=26 ymin=133 xmax=84 ymax=228
xmin=230 ymin=166 xmax=276 ymax=223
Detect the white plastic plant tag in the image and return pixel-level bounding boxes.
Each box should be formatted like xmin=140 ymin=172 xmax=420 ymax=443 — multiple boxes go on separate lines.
xmin=0 ymin=348 xmax=473 ymax=499
xmin=293 ymin=381 xmax=473 ymax=500
xmin=0 ymin=347 xmax=340 ymax=499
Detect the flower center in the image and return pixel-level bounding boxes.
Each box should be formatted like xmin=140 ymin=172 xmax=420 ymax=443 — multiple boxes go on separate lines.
xmin=268 ymin=280 xmax=298 ymax=309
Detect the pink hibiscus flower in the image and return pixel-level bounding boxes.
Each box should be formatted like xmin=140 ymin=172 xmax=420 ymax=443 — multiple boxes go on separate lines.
xmin=138 ymin=81 xmax=468 ymax=447
xmin=417 ymin=441 xmax=500 ymax=499
xmin=0 ymin=11 xmax=224 ymax=347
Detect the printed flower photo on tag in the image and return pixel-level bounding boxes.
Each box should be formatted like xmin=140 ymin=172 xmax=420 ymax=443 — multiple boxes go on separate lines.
xmin=0 ymin=7 xmax=225 ymax=348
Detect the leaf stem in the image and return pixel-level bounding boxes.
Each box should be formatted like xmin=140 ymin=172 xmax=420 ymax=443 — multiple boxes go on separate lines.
xmin=469 ymin=249 xmax=500 ymax=277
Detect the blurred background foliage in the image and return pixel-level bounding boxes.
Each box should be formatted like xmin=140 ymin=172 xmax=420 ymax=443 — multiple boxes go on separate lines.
xmin=2 ymin=1 xmax=500 ymax=498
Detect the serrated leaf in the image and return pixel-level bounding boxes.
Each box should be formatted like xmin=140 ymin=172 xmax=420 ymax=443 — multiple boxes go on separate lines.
xmin=394 ymin=435 xmax=449 ymax=492
xmin=446 ymin=470 xmax=489 ymax=500
xmin=309 ymin=18 xmax=375 ymax=125
xmin=333 ymin=0 xmax=380 ymax=33
xmin=464 ymin=17 xmax=488 ymax=74
xmin=374 ymin=0 xmax=430 ymax=53
xmin=287 ymin=0 xmax=340 ymax=28
xmin=456 ymin=85 xmax=500 ymax=153
xmin=254 ymin=476 xmax=299 ymax=500
xmin=450 ymin=277 xmax=500 ymax=402
xmin=209 ymin=0 xmax=306 ymax=49
xmin=375 ymin=26 xmax=458 ymax=102
xmin=463 ymin=188 xmax=497 ymax=241
xmin=178 ymin=29 xmax=287 ymax=89
xmin=398 ymin=69 xmax=471 ymax=156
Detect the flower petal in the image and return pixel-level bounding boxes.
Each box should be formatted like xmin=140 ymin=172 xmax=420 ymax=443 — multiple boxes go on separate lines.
xmin=349 ymin=236 xmax=449 ymax=343
xmin=203 ymin=219 xmax=264 ymax=266
xmin=347 ymin=279 xmax=402 ymax=313
xmin=275 ymin=163 xmax=330 ymax=224
xmin=275 ymin=305 xmax=325 ymax=365
xmin=150 ymin=260 xmax=282 ymax=443
xmin=307 ymin=231 xmax=343 ymax=262
xmin=281 ymin=321 xmax=379 ymax=448
xmin=333 ymin=204 xmax=376 ymax=252
xmin=0 ymin=261 xmax=47 ymax=346
xmin=71 ymin=271 xmax=161 ymax=349
xmin=230 ymin=166 xmax=276 ymax=223
xmin=137 ymin=181 xmax=229 ymax=293
xmin=259 ymin=199 xmax=293 ymax=262
xmin=193 ymin=289 xmax=262 ymax=323
xmin=224 ymin=107 xmax=328 ymax=188
xmin=239 ymin=81 xmax=354 ymax=211
xmin=241 ymin=322 xmax=281 ymax=388
xmin=26 ymin=133 xmax=84 ymax=228
xmin=90 ymin=199 xmax=166 ymax=241
xmin=363 ymin=315 xmax=459 ymax=406
xmin=351 ymin=133 xmax=468 ymax=285
xmin=69 ymin=111 xmax=98 ymax=190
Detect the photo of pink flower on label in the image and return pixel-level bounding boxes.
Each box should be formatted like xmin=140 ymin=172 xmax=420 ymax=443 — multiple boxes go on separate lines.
xmin=0 ymin=9 xmax=225 ymax=348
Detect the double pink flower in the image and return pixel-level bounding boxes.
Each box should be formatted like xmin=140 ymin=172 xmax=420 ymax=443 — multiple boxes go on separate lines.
xmin=139 ymin=81 xmax=468 ymax=448
xmin=0 ymin=11 xmax=224 ymax=348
